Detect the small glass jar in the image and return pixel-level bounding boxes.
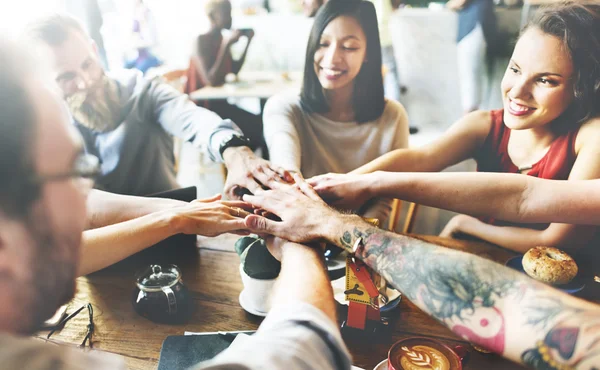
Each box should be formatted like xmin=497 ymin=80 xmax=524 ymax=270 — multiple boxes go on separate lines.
xmin=132 ymin=264 xmax=192 ymax=324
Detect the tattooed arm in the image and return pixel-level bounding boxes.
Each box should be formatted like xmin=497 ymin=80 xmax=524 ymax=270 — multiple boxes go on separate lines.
xmin=243 ymin=184 xmax=600 ymax=369
xmin=332 ymin=221 xmax=600 ymax=369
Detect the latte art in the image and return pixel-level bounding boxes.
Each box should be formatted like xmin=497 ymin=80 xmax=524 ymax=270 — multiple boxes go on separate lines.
xmin=398 ymin=345 xmax=451 ymax=370
xmin=389 ymin=338 xmax=463 ymax=370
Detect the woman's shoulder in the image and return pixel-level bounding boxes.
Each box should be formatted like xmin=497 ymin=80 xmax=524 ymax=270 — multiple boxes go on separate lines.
xmin=575 ymin=116 xmax=600 ymax=152
xmin=380 ymin=99 xmax=408 ymax=123
xmin=452 ymin=110 xmax=495 ymax=144
xmin=264 ymin=93 xmax=304 ymax=118
xmin=265 ymin=93 xmax=302 ymax=109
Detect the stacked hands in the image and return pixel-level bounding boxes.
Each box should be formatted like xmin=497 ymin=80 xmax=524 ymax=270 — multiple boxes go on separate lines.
xmin=220 ymin=147 xmax=375 ymax=257
xmin=219 ymin=155 xmax=375 ymax=258
xmin=179 ymin=148 xmax=377 ymax=260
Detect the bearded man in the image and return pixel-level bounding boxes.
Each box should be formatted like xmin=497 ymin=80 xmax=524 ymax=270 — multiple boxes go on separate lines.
xmin=25 ymin=14 xmax=251 ymax=196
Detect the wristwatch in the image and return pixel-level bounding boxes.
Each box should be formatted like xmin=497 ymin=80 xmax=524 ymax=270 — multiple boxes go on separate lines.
xmin=219 ymin=133 xmax=252 ymax=158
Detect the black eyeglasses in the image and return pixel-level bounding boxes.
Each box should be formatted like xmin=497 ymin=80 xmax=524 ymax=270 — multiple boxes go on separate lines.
xmin=32 ymin=153 xmax=101 ymax=185
xmin=47 ymin=303 xmax=95 ymax=348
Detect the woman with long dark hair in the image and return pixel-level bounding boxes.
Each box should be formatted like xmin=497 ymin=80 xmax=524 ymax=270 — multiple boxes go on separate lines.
xmin=263 ymin=0 xmax=410 ymax=221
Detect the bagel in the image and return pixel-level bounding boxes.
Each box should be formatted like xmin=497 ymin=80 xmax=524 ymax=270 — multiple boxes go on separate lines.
xmin=522 ymin=246 xmax=578 ymax=285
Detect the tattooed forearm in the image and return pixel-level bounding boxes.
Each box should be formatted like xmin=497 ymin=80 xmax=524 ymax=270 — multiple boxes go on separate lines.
xmin=340 ymin=225 xmax=520 ymax=353
xmin=334 ymin=222 xmax=600 ymax=368
xmin=352 ymin=227 xmax=516 ymax=319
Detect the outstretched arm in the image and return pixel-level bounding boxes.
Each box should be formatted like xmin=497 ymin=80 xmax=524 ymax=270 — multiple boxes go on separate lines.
xmin=311 ymin=171 xmax=600 ymax=225
xmin=242 ymin=184 xmax=600 ymax=369
xmin=80 ymin=195 xmax=250 ymax=276
xmin=197 ymin=239 xmax=351 ymax=370
xmin=86 ymin=189 xmax=186 ymax=229
xmin=350 ymin=110 xmax=491 ymax=175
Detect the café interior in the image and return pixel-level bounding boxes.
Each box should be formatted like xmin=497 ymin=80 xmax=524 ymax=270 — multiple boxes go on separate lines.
xmin=2 ymin=0 xmax=600 ymax=369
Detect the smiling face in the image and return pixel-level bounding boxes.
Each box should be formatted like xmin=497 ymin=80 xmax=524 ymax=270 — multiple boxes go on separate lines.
xmin=501 ymin=27 xmax=574 ymax=131
xmin=313 ymin=15 xmax=367 ymax=93
xmin=46 ymin=29 xmax=105 ymax=100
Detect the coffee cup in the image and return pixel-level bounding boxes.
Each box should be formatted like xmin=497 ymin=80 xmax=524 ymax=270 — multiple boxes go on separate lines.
xmin=239 ymin=264 xmax=276 ymax=316
xmin=388 ymin=337 xmax=469 ymax=370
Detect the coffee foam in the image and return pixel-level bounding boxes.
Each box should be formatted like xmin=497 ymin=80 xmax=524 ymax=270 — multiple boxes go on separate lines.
xmin=398 ymin=345 xmax=451 ymax=370
xmin=389 ymin=339 xmax=462 ymax=370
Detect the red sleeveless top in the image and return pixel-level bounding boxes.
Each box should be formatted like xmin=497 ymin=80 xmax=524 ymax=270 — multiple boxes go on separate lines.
xmin=476 ymin=110 xmax=579 ymax=178
xmin=475 ymin=109 xmax=580 ymax=228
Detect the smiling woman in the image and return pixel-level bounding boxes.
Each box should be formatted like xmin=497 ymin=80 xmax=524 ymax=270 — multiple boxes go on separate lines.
xmin=301 ymin=0 xmax=385 ymax=123
xmin=308 ymin=3 xmax=600 ymax=263
xmin=262 ymin=0 xmax=410 ymax=224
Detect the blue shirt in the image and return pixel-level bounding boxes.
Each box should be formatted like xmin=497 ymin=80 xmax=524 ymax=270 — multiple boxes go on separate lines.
xmin=457 ymin=0 xmax=497 ymax=44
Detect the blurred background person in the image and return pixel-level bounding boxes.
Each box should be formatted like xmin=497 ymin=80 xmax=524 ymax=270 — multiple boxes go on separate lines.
xmin=447 ymin=0 xmax=497 ymax=114
xmin=368 ymin=0 xmax=417 ymax=134
xmin=124 ymin=0 xmax=162 ymax=74
xmin=185 ymin=0 xmax=264 ymax=153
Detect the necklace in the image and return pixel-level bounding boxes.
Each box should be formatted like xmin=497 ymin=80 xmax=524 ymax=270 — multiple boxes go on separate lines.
xmin=518 ymin=164 xmax=534 ymax=172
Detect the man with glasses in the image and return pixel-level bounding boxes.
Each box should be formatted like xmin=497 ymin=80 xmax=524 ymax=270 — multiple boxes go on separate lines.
xmin=0 ymin=38 xmax=124 ymax=368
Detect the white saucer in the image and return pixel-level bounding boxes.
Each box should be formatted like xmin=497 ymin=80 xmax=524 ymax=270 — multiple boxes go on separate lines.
xmin=373 ymin=359 xmax=387 ymax=370
xmin=238 ymin=290 xmax=268 ymax=317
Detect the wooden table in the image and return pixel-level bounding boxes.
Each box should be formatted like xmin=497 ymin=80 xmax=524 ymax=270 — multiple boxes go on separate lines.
xmin=34 ymin=233 xmax=600 ymax=370
xmin=188 ymin=71 xmax=301 ymax=103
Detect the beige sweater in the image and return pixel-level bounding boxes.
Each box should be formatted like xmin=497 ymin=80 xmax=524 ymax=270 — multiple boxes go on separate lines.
xmin=263 ymin=94 xmax=409 ymax=221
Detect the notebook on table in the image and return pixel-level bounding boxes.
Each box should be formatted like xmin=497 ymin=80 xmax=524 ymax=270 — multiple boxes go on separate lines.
xmin=157 ymin=331 xmax=255 ymax=370
xmin=158 ymin=330 xmax=367 ymax=370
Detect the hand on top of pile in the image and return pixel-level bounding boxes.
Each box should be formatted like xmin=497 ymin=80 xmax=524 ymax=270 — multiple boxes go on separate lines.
xmin=241 ymin=173 xmax=339 ymax=243
xmin=307 ymin=172 xmax=375 ymax=211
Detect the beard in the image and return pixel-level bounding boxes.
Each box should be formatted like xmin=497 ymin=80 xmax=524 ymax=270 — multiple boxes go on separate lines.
xmin=19 ymin=203 xmax=80 ymax=334
xmin=66 ymin=75 xmax=122 ymax=132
